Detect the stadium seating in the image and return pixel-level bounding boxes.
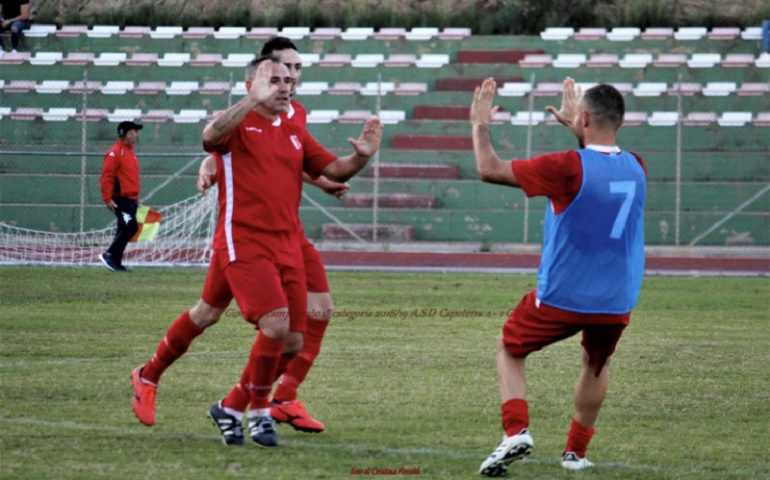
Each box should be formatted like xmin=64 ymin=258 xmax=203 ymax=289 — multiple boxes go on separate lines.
xmin=3 ymin=23 xmax=769 ymax=246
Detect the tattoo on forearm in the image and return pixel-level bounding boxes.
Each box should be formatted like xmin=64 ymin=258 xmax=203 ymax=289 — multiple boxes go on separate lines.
xmin=212 ymin=101 xmax=250 ymax=133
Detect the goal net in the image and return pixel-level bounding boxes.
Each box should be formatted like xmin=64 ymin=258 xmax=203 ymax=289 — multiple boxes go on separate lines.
xmin=0 ymin=191 xmax=217 ymax=266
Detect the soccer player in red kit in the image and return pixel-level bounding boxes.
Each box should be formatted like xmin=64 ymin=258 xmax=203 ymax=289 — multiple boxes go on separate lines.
xmin=472 ymin=77 xmax=647 ymax=475
xmin=198 ymin=37 xmax=351 ymax=435
xmin=129 ymin=56 xmax=383 ymax=447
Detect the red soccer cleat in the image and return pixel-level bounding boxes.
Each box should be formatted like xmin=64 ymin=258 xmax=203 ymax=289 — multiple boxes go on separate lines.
xmin=270 ymin=400 xmax=325 ymax=433
xmin=131 ymin=367 xmax=157 ymax=426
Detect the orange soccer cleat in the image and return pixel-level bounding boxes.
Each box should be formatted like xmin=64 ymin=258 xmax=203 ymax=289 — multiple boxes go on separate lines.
xmin=270 ymin=400 xmax=325 ymax=433
xmin=131 ymin=367 xmax=157 ymax=426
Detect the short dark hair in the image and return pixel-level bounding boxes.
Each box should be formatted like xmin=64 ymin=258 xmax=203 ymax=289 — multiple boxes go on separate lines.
xmin=246 ymin=54 xmax=279 ymax=80
xmin=582 ymin=84 xmax=625 ymax=130
xmin=261 ymin=36 xmax=298 ymax=55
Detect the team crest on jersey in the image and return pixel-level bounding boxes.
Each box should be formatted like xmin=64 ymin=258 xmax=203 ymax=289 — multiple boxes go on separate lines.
xmin=289 ymin=134 xmax=302 ymax=150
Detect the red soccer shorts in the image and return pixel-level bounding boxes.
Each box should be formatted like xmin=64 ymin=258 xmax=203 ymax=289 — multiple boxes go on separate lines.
xmin=301 ymin=234 xmax=329 ymax=293
xmin=201 ymin=250 xmax=308 ymax=332
xmin=502 ymin=290 xmax=630 ymax=375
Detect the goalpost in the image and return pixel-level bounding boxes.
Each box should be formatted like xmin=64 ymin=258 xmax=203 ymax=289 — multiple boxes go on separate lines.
xmin=0 ymin=192 xmax=217 ymax=267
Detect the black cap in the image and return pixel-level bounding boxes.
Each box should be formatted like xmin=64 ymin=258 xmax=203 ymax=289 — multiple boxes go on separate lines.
xmin=117 ymin=121 xmax=143 ymax=137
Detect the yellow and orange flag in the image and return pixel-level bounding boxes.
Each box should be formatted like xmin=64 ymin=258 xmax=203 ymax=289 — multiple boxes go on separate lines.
xmin=130 ymin=204 xmax=163 ymax=243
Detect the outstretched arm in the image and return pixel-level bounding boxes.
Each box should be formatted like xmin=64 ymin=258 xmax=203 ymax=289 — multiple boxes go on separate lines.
xmin=321 ymin=118 xmax=384 ymax=183
xmin=471 ymin=78 xmax=518 ymax=187
xmin=303 ymin=173 xmax=349 ymax=198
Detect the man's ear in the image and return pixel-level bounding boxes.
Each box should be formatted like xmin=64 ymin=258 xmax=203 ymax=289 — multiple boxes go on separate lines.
xmin=581 ymin=111 xmax=591 ymax=128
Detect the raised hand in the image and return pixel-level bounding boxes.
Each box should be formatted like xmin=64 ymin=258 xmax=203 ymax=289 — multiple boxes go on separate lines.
xmin=470 ymin=78 xmax=500 ymax=126
xmin=546 ymin=77 xmax=582 ymax=127
xmin=248 ymin=60 xmax=280 ymax=107
xmin=348 ymin=118 xmax=384 ymax=157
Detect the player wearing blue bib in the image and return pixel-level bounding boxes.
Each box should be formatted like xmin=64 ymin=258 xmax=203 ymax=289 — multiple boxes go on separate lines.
xmin=472 ymin=77 xmax=647 ymax=476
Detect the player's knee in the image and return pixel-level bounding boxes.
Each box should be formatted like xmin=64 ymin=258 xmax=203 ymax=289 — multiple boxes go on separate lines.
xmin=283 ymin=331 xmax=304 ymax=354
xmin=189 ymin=300 xmax=223 ymax=328
xmin=308 ymin=292 xmax=333 ymax=320
xmin=259 ymin=308 xmax=290 ymax=339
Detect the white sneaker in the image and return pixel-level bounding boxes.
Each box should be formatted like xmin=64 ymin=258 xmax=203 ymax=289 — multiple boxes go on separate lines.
xmin=561 ymin=451 xmax=594 ymax=470
xmin=479 ymin=429 xmax=533 ymax=477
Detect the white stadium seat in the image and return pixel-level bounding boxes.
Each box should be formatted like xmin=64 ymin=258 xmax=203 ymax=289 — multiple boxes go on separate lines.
xmin=307 ymin=110 xmax=340 ymax=124
xmin=687 ymin=53 xmax=721 ymax=68
xmin=498 ymin=82 xmax=533 ymax=97
xmin=674 ymin=27 xmax=707 ymax=40
xmin=141 ymin=109 xmax=174 ymax=123
xmin=378 ymin=110 xmax=406 ymax=124
xmin=540 ymin=27 xmax=574 ymax=41
xmin=214 ymin=26 xmax=246 ymax=39
xmin=173 ymin=109 xmax=208 ymax=123
xmin=101 ymin=81 xmax=135 ymax=95
xmin=87 ymin=25 xmax=120 ymax=38
xmin=741 ymin=26 xmax=762 ymax=40
xmin=0 ymin=106 xmax=11 ymax=119
xmin=619 ymin=53 xmax=652 ymax=69
xmin=393 ymin=82 xmax=428 ymax=95
xmin=43 ymin=108 xmax=77 ymax=121
xmin=166 ymin=81 xmax=199 ymax=95
xmin=511 ymin=111 xmax=545 ymax=125
xmin=157 ymin=53 xmax=191 ymax=67
xmin=108 ymin=109 xmax=142 ymax=122
xmin=25 ymin=24 xmax=57 ymax=38
xmin=702 ymin=82 xmax=737 ymax=96
xmin=648 ymin=111 xmax=679 ymax=126
xmin=351 ymin=54 xmax=384 ymax=68
xmin=438 ymin=27 xmax=471 ymax=40
xmin=295 ymin=82 xmax=329 ymax=96
xmin=298 ymin=53 xmax=320 ymax=67
xmin=416 ymin=54 xmax=450 ymax=68
xmin=221 ymin=54 xmax=253 ymax=68
xmin=29 ymin=51 xmax=62 ymax=66
xmin=633 ymin=82 xmax=668 ymax=97
xmin=280 ymin=27 xmax=310 ymax=39
xmin=341 ymin=27 xmax=374 ymax=40
xmin=552 ymin=53 xmax=586 ymax=68
xmin=150 ymin=26 xmax=183 ymax=39
xmin=360 ymin=82 xmax=395 ymax=96
xmin=93 ymin=52 xmax=127 ymax=66
xmin=405 ymin=27 xmax=438 ymax=41
xmin=607 ymin=27 xmax=640 ymax=41
xmin=717 ymin=112 xmax=752 ymax=127
xmin=231 ymin=82 xmax=247 ymax=95
xmin=35 ymin=80 xmax=70 ymax=94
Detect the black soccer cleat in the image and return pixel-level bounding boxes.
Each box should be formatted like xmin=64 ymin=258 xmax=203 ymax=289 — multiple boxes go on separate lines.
xmin=208 ymin=401 xmax=244 ymax=446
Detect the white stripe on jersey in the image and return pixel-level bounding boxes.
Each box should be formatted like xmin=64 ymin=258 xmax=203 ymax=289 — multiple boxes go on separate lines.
xmin=223 ymin=152 xmax=236 ymax=262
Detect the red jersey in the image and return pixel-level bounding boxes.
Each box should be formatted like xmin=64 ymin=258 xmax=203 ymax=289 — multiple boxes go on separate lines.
xmin=100 ymin=140 xmax=140 ymax=201
xmin=285 ymin=99 xmax=307 ymax=127
xmin=209 ymin=109 xmax=336 ymax=266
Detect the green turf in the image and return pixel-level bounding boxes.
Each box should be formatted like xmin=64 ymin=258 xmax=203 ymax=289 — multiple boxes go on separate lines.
xmin=1 ymin=268 xmax=769 ymax=479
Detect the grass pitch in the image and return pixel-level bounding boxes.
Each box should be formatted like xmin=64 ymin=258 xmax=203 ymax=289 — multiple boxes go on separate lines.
xmin=1 ymin=267 xmax=769 ymax=479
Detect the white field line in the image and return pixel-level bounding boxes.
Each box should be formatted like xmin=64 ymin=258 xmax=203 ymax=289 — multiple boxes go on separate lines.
xmin=4 ymin=416 xmax=761 ymax=477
